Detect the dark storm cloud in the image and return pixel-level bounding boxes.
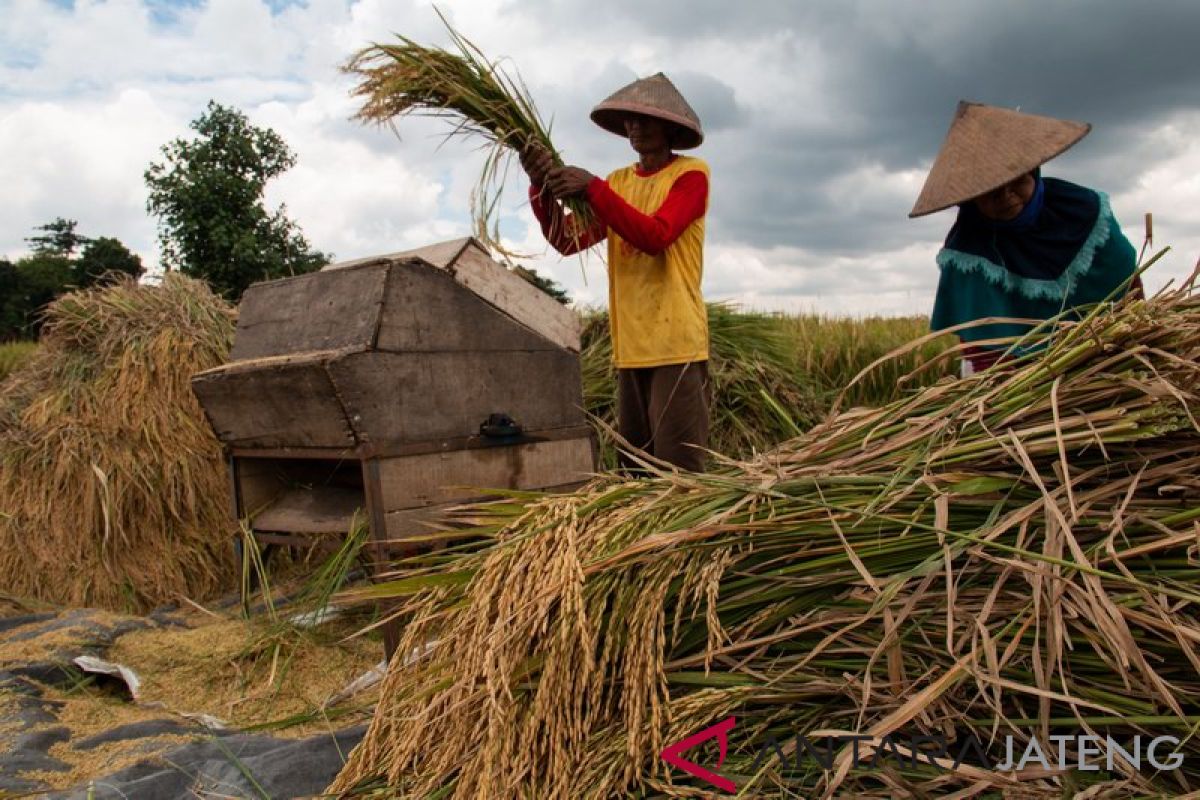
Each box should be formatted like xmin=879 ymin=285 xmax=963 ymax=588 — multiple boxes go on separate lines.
xmin=669 ymin=70 xmax=746 ymax=133
xmin=511 ymin=0 xmax=1200 ymax=257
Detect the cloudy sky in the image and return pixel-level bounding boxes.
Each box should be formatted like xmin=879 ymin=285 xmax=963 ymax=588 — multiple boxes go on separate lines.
xmin=3 ymin=0 xmax=1199 ymax=315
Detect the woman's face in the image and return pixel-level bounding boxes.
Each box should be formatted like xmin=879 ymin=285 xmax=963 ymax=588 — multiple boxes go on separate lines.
xmin=972 ymin=172 xmax=1037 ymax=221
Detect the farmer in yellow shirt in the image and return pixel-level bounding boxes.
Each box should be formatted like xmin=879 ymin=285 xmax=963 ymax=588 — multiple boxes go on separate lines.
xmin=521 ymin=73 xmax=710 ymax=471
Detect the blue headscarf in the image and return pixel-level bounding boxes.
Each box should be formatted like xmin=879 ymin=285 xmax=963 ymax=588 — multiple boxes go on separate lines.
xmin=930 ymin=174 xmax=1138 ymax=344
xmin=943 ymin=172 xmax=1102 ymax=281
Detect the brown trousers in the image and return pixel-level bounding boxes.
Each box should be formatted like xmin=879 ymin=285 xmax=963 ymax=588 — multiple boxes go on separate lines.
xmin=616 ymin=361 xmax=710 ymax=472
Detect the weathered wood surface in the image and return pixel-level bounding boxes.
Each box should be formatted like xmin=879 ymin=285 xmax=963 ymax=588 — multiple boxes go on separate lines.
xmin=231 ymin=264 xmax=387 ymax=361
xmin=323 ymin=238 xmax=471 ymax=272
xmin=377 ymin=436 xmax=595 ymax=511
xmin=349 ymin=424 xmax=593 ymax=459
xmin=231 ymin=457 xmax=282 ymax=520
xmin=319 ymin=238 xmax=582 ymax=352
xmin=446 ymin=241 xmax=581 ymax=352
xmin=192 ymin=352 xmax=356 ymax=448
xmin=328 ymin=350 xmax=585 ymax=449
xmin=229 ymin=446 xmax=361 ymax=460
xmin=375 ymin=262 xmax=556 ymax=353
xmin=253 ymin=486 xmax=366 ymax=534
xmin=382 ymin=502 xmax=461 ymax=545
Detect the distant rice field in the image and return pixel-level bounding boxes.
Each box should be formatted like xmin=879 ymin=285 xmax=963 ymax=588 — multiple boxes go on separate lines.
xmin=785 ymin=315 xmax=958 ymax=408
xmin=0 ymin=342 xmax=37 ymax=382
xmin=583 ymin=306 xmax=959 ymax=465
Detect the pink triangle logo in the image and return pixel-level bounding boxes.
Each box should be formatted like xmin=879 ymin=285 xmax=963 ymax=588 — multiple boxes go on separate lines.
xmin=660 ymin=716 xmax=738 ymax=793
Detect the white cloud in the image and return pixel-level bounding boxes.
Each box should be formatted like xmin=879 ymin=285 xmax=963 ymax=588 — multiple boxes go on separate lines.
xmin=1 ymin=0 xmax=1197 ymax=320
xmin=1108 ymin=113 xmax=1200 ymax=293
xmin=0 ymin=88 xmax=178 ymax=260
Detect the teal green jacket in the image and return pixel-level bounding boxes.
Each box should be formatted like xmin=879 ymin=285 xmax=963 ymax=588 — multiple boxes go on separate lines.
xmin=931 ymin=190 xmax=1137 ymax=346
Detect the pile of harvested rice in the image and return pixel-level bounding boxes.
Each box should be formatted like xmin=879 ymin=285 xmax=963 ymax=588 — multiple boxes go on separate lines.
xmin=105 ymin=614 xmax=381 ymax=735
xmin=0 ymin=275 xmax=236 ymax=611
xmin=330 ymin=268 xmax=1200 ymax=798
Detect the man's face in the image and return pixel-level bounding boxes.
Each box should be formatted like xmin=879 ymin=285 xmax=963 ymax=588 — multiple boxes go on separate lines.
xmin=972 ymin=172 xmax=1037 ymax=221
xmin=623 ymin=114 xmax=670 ymax=154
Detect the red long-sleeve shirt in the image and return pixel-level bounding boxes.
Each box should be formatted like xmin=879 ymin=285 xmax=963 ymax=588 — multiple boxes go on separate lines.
xmin=528 ymin=159 xmax=708 ymax=256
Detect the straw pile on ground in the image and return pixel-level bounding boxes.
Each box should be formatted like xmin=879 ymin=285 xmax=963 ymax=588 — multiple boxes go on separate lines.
xmin=582 ymin=304 xmax=824 ymax=466
xmin=0 ymin=275 xmax=236 ymax=611
xmin=330 ymin=273 xmax=1200 ymax=798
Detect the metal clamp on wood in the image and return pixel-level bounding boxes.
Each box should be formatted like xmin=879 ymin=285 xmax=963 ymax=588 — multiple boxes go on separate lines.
xmin=479 ymin=413 xmax=523 ymax=440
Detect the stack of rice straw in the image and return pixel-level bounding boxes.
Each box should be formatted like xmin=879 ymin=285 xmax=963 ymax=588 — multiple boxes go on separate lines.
xmin=0 ymin=275 xmax=236 ymax=611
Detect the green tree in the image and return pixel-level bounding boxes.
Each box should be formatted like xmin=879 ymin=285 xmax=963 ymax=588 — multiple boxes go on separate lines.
xmin=0 ymin=259 xmax=23 ymax=340
xmin=26 ymin=217 xmax=91 ymax=258
xmin=7 ymin=254 xmax=73 ymax=338
xmin=75 ymin=237 xmax=145 ymax=287
xmin=2 ymin=222 xmax=144 ymax=339
xmin=144 ymin=101 xmax=330 ymax=300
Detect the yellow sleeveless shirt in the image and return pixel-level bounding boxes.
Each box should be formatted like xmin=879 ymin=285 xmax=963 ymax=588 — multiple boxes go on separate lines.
xmin=605 ymin=155 xmax=709 ymax=368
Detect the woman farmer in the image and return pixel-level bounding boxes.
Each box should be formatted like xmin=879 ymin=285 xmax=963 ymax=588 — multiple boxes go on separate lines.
xmin=519 ymin=73 xmax=711 ymax=472
xmin=910 ymin=101 xmax=1141 ymax=374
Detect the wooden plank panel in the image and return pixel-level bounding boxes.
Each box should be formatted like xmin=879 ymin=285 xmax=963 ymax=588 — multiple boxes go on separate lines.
xmin=253 ymin=486 xmax=366 ymax=534
xmin=232 ymin=457 xmax=286 ymax=519
xmin=376 ymin=436 xmax=595 ymax=511
xmin=444 ymin=241 xmax=582 ymax=352
xmin=315 ymin=238 xmax=579 ymax=350
xmin=328 ymin=350 xmax=585 ymax=449
xmin=231 ymin=264 xmax=388 ymax=360
xmin=191 ymin=353 xmax=356 ymax=448
xmin=375 ymin=262 xmax=557 ymax=353
xmin=229 ymin=446 xmax=361 ymax=460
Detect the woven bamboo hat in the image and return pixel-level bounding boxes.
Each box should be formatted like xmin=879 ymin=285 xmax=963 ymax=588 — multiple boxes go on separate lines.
xmin=590 ymin=72 xmax=704 ymax=149
xmin=909 ymin=101 xmax=1091 ymax=218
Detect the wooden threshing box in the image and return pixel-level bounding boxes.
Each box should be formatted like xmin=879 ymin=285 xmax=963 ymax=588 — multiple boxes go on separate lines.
xmin=192 ymin=237 xmax=595 ymax=568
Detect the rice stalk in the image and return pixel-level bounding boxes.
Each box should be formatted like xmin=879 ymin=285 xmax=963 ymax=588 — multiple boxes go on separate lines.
xmin=343 ymin=8 xmax=593 ymax=256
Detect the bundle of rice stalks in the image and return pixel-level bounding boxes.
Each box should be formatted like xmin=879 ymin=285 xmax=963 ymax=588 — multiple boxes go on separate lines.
xmin=344 ymin=10 xmax=591 ymax=253
xmin=582 ymin=304 xmax=824 ymax=466
xmin=0 ymin=275 xmax=236 ymax=611
xmin=329 ymin=263 xmax=1200 ymax=799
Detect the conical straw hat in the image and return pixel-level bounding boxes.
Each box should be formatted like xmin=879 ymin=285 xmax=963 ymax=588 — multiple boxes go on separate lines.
xmin=590 ymin=72 xmax=704 ymax=149
xmin=909 ymin=101 xmax=1091 ymax=218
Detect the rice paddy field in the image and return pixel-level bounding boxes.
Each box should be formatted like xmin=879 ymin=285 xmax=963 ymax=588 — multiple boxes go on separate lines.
xmin=0 ymin=341 xmax=36 ymax=382
xmin=582 ymin=306 xmax=956 ymax=468
xmin=785 ymin=314 xmax=957 ymax=408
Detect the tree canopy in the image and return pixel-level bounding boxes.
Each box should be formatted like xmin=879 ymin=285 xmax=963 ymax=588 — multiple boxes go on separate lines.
xmin=144 ymin=101 xmax=329 ymax=300
xmin=1 ymin=224 xmax=145 ymax=341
